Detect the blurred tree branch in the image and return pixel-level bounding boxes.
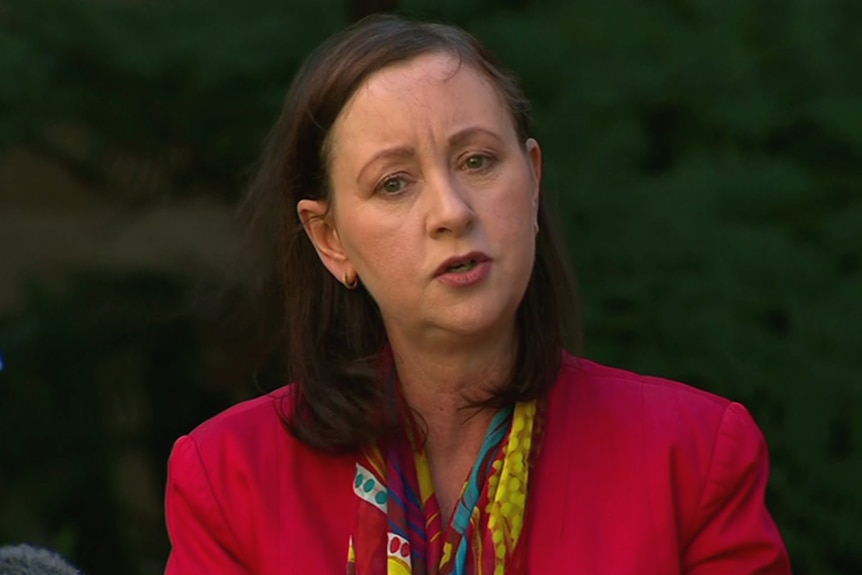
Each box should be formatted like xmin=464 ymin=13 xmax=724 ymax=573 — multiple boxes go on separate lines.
xmin=348 ymin=0 xmax=400 ymax=22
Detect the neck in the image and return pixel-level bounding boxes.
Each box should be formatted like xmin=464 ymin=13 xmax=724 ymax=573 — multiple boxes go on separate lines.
xmin=386 ymin=325 xmax=516 ymax=445
xmin=384 ymin=325 xmax=518 ymax=526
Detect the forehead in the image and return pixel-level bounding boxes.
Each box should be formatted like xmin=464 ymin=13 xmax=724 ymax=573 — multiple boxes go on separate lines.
xmin=360 ymin=51 xmax=469 ymax=96
xmin=330 ymin=52 xmax=510 ymax=144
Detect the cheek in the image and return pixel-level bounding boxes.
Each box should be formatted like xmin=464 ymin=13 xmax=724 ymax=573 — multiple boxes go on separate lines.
xmin=487 ymin=180 xmax=538 ymax=272
xmin=357 ymin=244 xmax=420 ymax=316
xmin=483 ymin=181 xmax=535 ymax=237
xmin=341 ymin=218 xmax=417 ymax=284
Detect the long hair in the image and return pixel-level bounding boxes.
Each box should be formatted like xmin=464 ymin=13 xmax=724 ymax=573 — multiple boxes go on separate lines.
xmin=240 ymin=14 xmax=579 ymax=452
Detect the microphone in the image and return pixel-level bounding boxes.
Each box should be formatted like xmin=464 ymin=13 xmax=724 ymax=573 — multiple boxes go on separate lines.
xmin=0 ymin=545 xmax=83 ymax=575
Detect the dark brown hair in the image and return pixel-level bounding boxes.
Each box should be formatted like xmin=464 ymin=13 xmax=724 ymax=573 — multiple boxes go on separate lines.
xmin=240 ymin=14 xmax=579 ymax=452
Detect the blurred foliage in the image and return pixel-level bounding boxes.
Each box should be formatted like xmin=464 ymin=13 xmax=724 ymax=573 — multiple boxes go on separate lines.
xmin=1 ymin=0 xmax=860 ymax=574
xmin=0 ymin=0 xmax=344 ymax=199
xmin=0 ymin=275 xmax=248 ymax=573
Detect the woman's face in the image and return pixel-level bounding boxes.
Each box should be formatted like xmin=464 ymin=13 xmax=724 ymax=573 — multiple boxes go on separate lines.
xmin=299 ymin=52 xmax=541 ymax=349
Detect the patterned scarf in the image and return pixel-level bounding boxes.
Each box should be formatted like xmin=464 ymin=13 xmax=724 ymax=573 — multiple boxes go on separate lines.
xmin=346 ymin=375 xmax=541 ymax=575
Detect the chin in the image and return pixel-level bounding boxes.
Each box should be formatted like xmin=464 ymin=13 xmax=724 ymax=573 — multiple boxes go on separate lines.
xmin=438 ymin=302 xmax=519 ymax=341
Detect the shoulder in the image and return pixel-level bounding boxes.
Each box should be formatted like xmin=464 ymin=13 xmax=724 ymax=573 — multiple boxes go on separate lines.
xmin=166 ymin=387 xmax=298 ymax=512
xmin=530 ymin=357 xmax=789 ymax=571
xmin=546 ymin=354 xmax=775 ymax=540
xmin=169 ymin=385 xmax=345 ymax=487
xmin=560 ymin=354 xmax=732 ymax=408
xmin=165 ymin=385 xmax=355 ymax=571
xmin=169 ymin=384 xmax=355 ymax=485
xmin=185 ymin=387 xmax=294 ymax=457
xmin=553 ymin=353 xmax=743 ymax=442
xmin=166 ymin=385 xmax=322 ymax=520
xmin=546 ymin=353 xmax=770 ymax=508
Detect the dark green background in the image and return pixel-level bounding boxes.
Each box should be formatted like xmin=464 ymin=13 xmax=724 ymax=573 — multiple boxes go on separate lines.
xmin=1 ymin=1 xmax=860 ymax=573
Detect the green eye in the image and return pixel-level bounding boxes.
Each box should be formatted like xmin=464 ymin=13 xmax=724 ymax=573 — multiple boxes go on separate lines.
xmin=464 ymin=154 xmax=491 ymax=170
xmin=380 ymin=176 xmax=407 ymax=194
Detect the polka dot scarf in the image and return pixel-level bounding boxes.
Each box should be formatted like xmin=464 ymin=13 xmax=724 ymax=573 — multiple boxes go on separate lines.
xmin=346 ymin=395 xmax=541 ymax=575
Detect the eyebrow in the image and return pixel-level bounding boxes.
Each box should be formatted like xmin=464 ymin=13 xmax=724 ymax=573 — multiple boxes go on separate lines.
xmin=448 ymin=125 xmax=505 ymax=149
xmin=354 ymin=126 xmax=506 ymax=184
xmin=356 ymin=146 xmax=414 ymax=184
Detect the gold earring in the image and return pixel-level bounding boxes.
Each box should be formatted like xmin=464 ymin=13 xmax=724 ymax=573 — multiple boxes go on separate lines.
xmin=343 ymin=272 xmax=359 ymax=290
xmin=533 ymin=196 xmax=540 ymax=234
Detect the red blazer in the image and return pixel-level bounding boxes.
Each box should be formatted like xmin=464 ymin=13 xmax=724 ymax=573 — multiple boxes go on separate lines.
xmin=164 ymin=355 xmax=791 ymax=574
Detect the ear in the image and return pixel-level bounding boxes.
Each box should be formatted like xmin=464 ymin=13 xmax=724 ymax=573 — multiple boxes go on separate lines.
xmin=525 ymin=137 xmax=543 ymax=205
xmin=296 ymin=199 xmax=355 ymax=284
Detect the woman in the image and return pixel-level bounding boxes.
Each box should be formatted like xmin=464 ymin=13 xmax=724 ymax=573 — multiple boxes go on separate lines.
xmin=164 ymin=15 xmax=791 ymax=575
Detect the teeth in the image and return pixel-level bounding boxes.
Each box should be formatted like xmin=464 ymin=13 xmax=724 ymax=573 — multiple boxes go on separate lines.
xmin=448 ymin=259 xmax=477 ymax=272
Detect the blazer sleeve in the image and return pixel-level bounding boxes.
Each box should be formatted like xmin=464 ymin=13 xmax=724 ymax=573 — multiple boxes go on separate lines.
xmin=164 ymin=435 xmax=249 ymax=575
xmin=683 ymin=402 xmax=792 ymax=574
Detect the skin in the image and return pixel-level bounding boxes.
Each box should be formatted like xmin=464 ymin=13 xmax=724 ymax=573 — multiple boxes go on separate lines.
xmin=298 ymin=52 xmax=542 ymax=526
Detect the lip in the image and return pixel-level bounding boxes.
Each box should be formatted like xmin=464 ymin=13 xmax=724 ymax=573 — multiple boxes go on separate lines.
xmin=434 ymin=251 xmax=492 ymax=277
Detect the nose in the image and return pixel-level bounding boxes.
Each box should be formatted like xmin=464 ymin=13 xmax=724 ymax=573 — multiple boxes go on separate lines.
xmin=425 ymin=171 xmax=475 ymax=238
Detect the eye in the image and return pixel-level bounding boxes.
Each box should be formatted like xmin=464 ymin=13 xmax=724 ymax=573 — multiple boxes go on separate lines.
xmin=377 ymin=174 xmax=409 ymax=195
xmin=462 ymin=153 xmax=494 ymax=171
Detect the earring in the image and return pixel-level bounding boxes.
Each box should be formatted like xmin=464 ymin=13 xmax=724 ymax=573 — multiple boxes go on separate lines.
xmin=343 ymin=272 xmax=359 ymax=290
xmin=532 ymin=196 xmax=539 ymax=234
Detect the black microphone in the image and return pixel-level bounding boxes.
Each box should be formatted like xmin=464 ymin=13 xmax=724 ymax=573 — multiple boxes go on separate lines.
xmin=0 ymin=545 xmax=83 ymax=575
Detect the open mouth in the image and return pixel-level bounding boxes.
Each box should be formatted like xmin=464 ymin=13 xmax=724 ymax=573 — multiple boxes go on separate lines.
xmin=447 ymin=259 xmax=478 ymax=273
